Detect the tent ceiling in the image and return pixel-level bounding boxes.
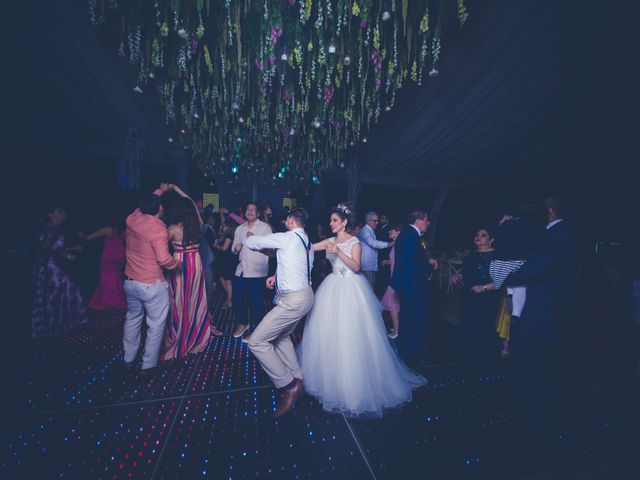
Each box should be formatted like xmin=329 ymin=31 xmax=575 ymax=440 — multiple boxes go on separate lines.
xmin=356 ymin=0 xmax=638 ymax=192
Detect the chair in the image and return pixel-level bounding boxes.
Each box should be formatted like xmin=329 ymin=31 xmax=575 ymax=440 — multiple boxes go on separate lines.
xmin=436 ymin=256 xmax=448 ymax=290
xmin=446 ymin=260 xmax=463 ymax=294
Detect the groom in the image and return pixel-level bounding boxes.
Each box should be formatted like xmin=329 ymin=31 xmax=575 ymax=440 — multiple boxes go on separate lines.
xmin=244 ymin=207 xmax=314 ymax=418
xmin=391 ymin=210 xmax=438 ymax=364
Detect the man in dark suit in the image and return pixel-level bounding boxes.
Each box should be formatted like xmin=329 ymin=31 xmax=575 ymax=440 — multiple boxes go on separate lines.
xmin=391 ymin=210 xmax=439 ymax=364
xmin=375 ymin=213 xmax=391 ymax=295
xmin=506 ymin=197 xmax=578 ymax=433
xmin=377 ymin=213 xmax=390 ymax=242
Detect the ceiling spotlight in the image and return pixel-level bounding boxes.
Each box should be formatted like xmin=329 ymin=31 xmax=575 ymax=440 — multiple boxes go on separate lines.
xmin=385 ymin=105 xmax=391 ymax=111
xmin=148 ymin=72 xmax=155 ymax=79
xmin=231 ymin=164 xmax=239 ymax=174
xmin=429 ymin=67 xmax=439 ymax=78
xmin=343 ymin=56 xmax=351 ymax=66
xmin=312 ymin=117 xmax=321 ymax=128
xmin=382 ymin=10 xmax=392 ymax=21
xmin=239 ymin=116 xmax=245 ymax=123
xmin=177 ymin=28 xmax=189 ymax=39
xmin=362 ymin=137 xmax=368 ymax=143
xmin=339 ymin=161 xmax=346 ymax=169
xmin=281 ymin=52 xmax=288 ymax=62
xmin=328 ymin=41 xmax=337 ymax=54
xmin=349 ymin=141 xmax=355 ymax=146
xmin=193 ymin=112 xmax=200 ymax=119
xmin=231 ymin=101 xmax=240 ymax=110
xmin=311 ymin=174 xmax=320 ymax=184
xmin=133 ymin=85 xmax=143 ymax=94
xmin=168 ymin=137 xmax=174 ymax=143
xmin=180 ymin=128 xmax=186 ymax=134
xmin=289 ymin=128 xmax=296 ymax=136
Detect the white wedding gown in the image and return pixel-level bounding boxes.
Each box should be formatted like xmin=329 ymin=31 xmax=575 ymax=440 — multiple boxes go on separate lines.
xmin=298 ymin=236 xmax=427 ymax=417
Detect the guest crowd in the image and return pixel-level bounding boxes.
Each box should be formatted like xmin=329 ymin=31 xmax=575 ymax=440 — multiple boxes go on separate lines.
xmin=30 ymin=185 xmax=581 ymax=422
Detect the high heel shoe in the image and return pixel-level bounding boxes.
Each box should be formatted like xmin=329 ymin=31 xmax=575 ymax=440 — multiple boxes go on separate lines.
xmin=210 ymin=326 xmax=224 ymax=336
xmin=387 ymin=330 xmax=398 ymax=339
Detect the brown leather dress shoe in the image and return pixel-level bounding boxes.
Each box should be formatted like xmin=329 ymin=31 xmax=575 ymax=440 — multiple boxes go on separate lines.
xmin=273 ymin=379 xmax=304 ymax=419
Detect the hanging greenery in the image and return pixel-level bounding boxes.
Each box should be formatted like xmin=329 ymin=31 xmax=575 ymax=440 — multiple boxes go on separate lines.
xmin=93 ymin=0 xmax=469 ymax=184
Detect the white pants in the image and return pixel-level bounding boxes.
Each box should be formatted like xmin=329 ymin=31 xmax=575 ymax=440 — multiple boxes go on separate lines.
xmin=248 ymin=287 xmax=314 ymax=389
xmin=123 ymin=279 xmax=170 ymax=369
xmin=507 ymin=286 xmax=527 ymax=317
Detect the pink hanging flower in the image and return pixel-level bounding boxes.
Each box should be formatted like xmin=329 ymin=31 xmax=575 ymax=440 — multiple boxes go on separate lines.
xmin=323 ymin=87 xmax=334 ymax=103
xmin=361 ymin=19 xmax=367 ymax=29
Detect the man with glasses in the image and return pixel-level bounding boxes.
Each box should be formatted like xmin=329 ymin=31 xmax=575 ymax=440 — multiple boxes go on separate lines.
xmin=358 ymin=211 xmax=392 ymax=288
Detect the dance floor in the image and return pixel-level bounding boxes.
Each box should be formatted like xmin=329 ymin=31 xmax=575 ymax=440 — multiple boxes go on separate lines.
xmin=1 ymin=292 xmax=638 ymax=479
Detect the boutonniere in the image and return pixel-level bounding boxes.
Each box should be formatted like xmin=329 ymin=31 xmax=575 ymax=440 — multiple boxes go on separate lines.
xmin=420 ymin=237 xmax=429 ymax=252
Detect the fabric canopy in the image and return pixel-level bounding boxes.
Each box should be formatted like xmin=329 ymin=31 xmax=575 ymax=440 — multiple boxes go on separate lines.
xmin=356 ymin=0 xmax=638 ymax=193
xmin=4 ymin=0 xmax=638 ymax=195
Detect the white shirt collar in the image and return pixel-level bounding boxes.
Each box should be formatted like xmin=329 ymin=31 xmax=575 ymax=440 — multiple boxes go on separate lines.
xmin=546 ymin=219 xmax=564 ymax=230
xmin=410 ymin=224 xmax=422 ymax=236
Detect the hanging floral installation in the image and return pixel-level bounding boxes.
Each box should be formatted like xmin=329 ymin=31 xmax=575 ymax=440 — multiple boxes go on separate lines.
xmin=92 ymin=0 xmax=469 ymax=184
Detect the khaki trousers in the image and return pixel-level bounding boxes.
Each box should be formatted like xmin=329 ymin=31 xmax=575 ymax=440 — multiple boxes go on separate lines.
xmin=248 ymin=287 xmax=314 ymax=388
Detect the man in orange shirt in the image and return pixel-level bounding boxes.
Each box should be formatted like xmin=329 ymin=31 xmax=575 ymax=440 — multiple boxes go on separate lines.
xmin=123 ymin=183 xmax=181 ymax=375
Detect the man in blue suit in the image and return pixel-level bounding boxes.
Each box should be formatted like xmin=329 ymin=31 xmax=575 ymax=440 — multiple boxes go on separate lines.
xmin=506 ymin=197 xmax=578 ymax=433
xmin=391 ymin=210 xmax=439 ymax=364
xmin=508 ymin=197 xmax=577 ymax=348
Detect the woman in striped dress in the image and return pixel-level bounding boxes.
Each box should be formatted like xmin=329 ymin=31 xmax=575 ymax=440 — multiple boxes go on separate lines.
xmin=161 ymin=185 xmax=222 ymax=361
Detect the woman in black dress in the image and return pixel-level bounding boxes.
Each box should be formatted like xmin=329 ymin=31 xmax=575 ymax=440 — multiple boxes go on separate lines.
xmin=453 ymin=227 xmax=501 ymax=369
xmin=214 ymin=219 xmax=238 ymax=308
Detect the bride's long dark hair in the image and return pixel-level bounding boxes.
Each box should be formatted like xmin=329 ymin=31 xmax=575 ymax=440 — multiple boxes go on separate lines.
xmin=330 ymin=202 xmax=356 ymax=231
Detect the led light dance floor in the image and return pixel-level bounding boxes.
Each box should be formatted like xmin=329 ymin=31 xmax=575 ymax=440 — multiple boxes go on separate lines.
xmin=1 ymin=293 xmax=638 ymax=479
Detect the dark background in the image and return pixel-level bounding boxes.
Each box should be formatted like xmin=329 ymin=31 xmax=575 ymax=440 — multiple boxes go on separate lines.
xmin=2 ymin=0 xmax=638 ymax=255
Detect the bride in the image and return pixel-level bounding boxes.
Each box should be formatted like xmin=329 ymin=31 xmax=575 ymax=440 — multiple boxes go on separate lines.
xmin=298 ymin=203 xmax=427 ymax=417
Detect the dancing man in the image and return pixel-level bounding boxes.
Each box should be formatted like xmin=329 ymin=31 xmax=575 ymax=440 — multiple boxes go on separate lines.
xmin=244 ymin=207 xmax=315 ymax=418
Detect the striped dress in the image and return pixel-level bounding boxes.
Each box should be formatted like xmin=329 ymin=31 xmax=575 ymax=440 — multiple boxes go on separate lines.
xmin=161 ymin=243 xmax=211 ymax=360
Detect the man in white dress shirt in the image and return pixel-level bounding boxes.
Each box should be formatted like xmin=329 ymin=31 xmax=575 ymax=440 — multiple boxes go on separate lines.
xmin=358 ymin=211 xmax=392 ymax=288
xmin=231 ymin=202 xmax=273 ymax=338
xmin=244 ymin=207 xmax=315 ymax=418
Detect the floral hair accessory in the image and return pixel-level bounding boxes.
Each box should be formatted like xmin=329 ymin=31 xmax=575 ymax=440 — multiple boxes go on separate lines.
xmin=336 ymin=203 xmax=352 ymax=216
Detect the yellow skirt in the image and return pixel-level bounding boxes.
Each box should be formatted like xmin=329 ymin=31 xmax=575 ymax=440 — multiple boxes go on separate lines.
xmin=496 ymin=294 xmax=511 ymax=341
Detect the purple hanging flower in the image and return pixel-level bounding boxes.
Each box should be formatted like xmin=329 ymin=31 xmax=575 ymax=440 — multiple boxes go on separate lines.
xmin=324 ymin=87 xmax=335 ymax=103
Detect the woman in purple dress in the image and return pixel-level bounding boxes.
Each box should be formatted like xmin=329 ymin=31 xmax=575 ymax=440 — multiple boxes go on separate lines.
xmin=32 ymin=205 xmax=88 ymax=338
